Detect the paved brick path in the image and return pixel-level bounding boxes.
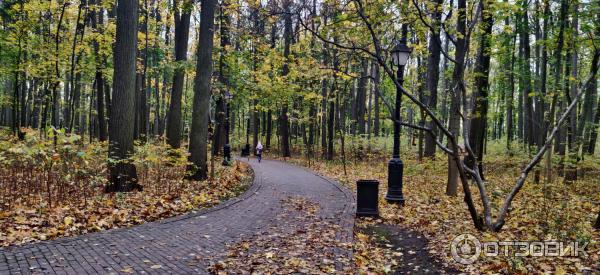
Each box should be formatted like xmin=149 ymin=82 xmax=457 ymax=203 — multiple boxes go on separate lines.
xmin=0 ymin=159 xmax=354 ymax=274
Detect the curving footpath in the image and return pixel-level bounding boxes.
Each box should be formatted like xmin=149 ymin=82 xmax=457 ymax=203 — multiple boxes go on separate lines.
xmin=0 ymin=159 xmax=355 ymax=274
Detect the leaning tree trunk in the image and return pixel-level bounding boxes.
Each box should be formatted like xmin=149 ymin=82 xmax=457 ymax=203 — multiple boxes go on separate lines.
xmin=187 ymin=0 xmax=216 ymax=180
xmin=106 ymin=0 xmax=142 ymax=193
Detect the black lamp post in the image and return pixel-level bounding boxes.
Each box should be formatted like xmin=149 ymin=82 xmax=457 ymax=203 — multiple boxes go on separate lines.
xmin=385 ymin=38 xmax=412 ymax=204
xmin=223 ymin=90 xmax=233 ymax=165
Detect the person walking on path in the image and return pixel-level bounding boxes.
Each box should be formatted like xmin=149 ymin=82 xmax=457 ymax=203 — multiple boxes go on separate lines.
xmin=256 ymin=141 xmax=263 ymax=163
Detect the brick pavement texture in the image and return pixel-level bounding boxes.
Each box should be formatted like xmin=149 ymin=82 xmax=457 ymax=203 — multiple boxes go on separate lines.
xmin=0 ymin=159 xmax=355 ymax=274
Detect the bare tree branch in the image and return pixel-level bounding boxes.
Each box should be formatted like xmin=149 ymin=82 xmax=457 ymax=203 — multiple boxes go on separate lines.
xmin=493 ymin=50 xmax=600 ymax=230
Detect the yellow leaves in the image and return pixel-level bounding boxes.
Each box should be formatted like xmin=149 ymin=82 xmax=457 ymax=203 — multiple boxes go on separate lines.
xmin=0 ymin=141 xmax=251 ymax=247
xmin=555 ymin=267 xmax=567 ymax=275
xmin=150 ymin=264 xmax=162 ymax=269
xmin=287 ymin=150 xmax=599 ymax=273
xmin=63 ymin=216 xmax=75 ymax=227
xmin=209 ymin=197 xmax=352 ymax=273
xmin=356 ymin=232 xmax=369 ymax=242
xmin=14 ymin=215 xmax=27 ymax=224
xmin=284 ymin=257 xmax=307 ymax=268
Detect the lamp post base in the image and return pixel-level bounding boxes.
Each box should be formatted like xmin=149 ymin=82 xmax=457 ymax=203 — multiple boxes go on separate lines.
xmin=385 ymin=157 xmax=405 ymax=205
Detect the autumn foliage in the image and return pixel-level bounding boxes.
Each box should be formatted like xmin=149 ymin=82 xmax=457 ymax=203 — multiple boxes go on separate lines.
xmin=0 ymin=129 xmax=251 ymax=247
xmin=287 ymin=145 xmax=599 ymax=274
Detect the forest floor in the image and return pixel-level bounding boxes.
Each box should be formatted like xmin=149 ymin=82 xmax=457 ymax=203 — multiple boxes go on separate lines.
xmin=0 ymin=130 xmax=252 ymax=247
xmin=1 ymin=129 xmax=598 ymax=274
xmin=1 ymin=155 xmax=356 ymax=274
xmin=281 ymin=142 xmax=600 ymax=274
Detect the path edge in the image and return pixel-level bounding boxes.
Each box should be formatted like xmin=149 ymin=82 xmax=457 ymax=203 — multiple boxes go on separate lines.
xmin=0 ymin=160 xmax=261 ymax=250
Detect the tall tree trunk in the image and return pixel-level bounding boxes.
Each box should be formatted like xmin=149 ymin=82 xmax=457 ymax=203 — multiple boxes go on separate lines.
xmin=92 ymin=0 xmax=107 ymax=141
xmin=326 ymin=43 xmax=338 ymax=161
xmin=367 ymin=67 xmax=373 ymax=143
xmin=166 ymin=0 xmax=192 ymax=148
xmin=585 ymin=76 xmax=599 ymax=154
xmin=320 ymin=40 xmax=329 ymax=156
xmin=506 ymin=32 xmax=516 ymax=149
xmin=106 ymin=0 xmax=142 ymax=192
xmin=373 ymin=61 xmax=380 ymax=137
xmin=73 ymin=73 xmax=83 ymax=135
xmin=446 ymin=0 xmax=467 ymax=196
xmin=356 ymin=58 xmax=368 ymax=135
xmin=138 ymin=0 xmax=150 ymax=141
xmin=51 ymin=3 xmax=68 ymax=131
xmin=519 ymin=0 xmax=534 ymax=149
xmin=439 ymin=35 xmax=451 ymax=145
xmin=213 ymin=0 xmax=231 ymax=155
xmin=309 ymin=103 xmax=316 ymax=146
xmin=266 ymin=110 xmax=272 ymax=150
xmin=565 ymin=3 xmax=579 ymax=182
xmin=65 ymin=1 xmax=84 ymax=133
xmin=467 ymin=0 xmax=493 ymax=177
xmin=580 ymin=25 xmax=599 ymax=155
xmin=538 ymin=0 xmax=549 ymax=148
xmin=252 ymin=99 xmax=260 ymax=153
xmin=545 ymin=0 xmax=568 ymax=182
xmin=187 ymin=0 xmax=217 ymax=180
xmin=423 ymin=0 xmax=443 ymax=158
xmin=280 ymin=0 xmax=292 ymax=157
xmin=266 ymin=7 xmax=277 ymax=151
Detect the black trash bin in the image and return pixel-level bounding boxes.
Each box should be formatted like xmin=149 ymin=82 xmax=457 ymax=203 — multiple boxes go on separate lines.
xmin=241 ymin=144 xmax=250 ymax=157
xmin=356 ymin=179 xmax=379 ymax=217
xmin=222 ymin=144 xmax=232 ymax=165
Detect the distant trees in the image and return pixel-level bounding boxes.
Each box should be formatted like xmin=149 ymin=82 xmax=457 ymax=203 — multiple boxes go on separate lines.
xmin=299 ymin=0 xmax=600 ymax=232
